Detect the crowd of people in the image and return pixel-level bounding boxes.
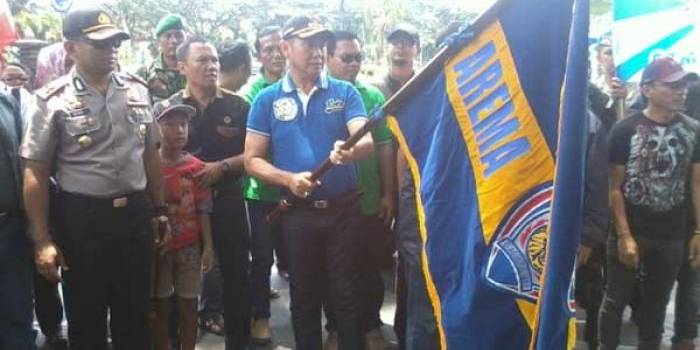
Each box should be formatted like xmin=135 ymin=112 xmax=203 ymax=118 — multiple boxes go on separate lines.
xmin=0 ymin=5 xmax=699 ymax=350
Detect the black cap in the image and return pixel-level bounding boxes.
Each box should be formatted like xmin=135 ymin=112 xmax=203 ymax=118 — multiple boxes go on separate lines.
xmin=63 ymin=8 xmax=130 ymax=42
xmin=153 ymin=100 xmax=197 ymax=121
xmin=387 ymin=23 xmax=420 ymax=45
xmin=282 ymin=16 xmax=331 ymax=40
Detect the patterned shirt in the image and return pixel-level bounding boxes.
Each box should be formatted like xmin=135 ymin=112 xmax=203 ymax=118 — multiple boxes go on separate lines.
xmin=163 ymin=153 xmax=213 ymax=250
xmin=136 ymin=54 xmax=186 ymax=104
xmin=609 ymin=111 xmax=700 ymax=238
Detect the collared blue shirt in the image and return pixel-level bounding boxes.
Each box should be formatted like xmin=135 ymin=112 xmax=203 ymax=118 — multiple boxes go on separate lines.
xmin=247 ymin=74 xmax=367 ymax=200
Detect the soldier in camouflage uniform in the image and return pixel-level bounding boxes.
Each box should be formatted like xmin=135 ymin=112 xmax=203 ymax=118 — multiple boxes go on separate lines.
xmin=136 ymin=14 xmax=188 ymax=104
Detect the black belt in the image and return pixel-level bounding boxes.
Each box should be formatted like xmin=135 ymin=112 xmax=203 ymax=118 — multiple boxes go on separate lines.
xmin=62 ymin=191 xmax=147 ymax=208
xmin=293 ymin=191 xmax=362 ymax=210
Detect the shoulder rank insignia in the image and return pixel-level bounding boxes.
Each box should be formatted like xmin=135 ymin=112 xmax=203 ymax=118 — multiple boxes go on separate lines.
xmin=123 ymin=72 xmax=148 ymax=88
xmin=36 ymin=76 xmax=70 ymax=101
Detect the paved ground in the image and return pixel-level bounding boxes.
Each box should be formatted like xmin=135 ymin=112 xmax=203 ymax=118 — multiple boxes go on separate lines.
xmin=36 ymin=266 xmax=699 ymax=349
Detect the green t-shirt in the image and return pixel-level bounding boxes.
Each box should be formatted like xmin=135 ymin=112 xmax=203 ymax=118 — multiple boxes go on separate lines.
xmin=241 ymin=74 xmax=281 ymax=201
xmin=354 ymin=81 xmax=392 ymax=216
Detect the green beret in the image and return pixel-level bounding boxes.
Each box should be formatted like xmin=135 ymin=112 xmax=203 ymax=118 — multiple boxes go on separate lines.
xmin=155 ymin=14 xmax=187 ymax=38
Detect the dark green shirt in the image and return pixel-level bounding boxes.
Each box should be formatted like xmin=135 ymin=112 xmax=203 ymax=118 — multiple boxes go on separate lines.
xmin=241 ymin=74 xmax=281 ymax=201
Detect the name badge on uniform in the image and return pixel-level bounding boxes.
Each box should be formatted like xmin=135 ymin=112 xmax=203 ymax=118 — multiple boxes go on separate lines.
xmin=68 ymin=97 xmax=86 ymax=110
xmin=273 ymin=97 xmax=298 ymax=121
xmin=216 ymin=126 xmax=241 ymax=138
xmin=70 ymin=108 xmax=91 ymax=118
xmin=324 ymin=99 xmax=345 ymax=114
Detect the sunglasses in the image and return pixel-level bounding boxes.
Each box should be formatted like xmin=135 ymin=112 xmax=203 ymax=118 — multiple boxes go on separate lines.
xmin=339 ymin=53 xmax=363 ymax=64
xmin=76 ymin=38 xmax=123 ymax=50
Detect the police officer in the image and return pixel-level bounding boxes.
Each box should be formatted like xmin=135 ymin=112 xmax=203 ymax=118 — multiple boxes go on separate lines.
xmin=137 ymin=14 xmax=188 ymax=104
xmin=21 ymin=8 xmax=166 ymax=350
xmin=158 ymin=37 xmax=251 ymax=350
xmin=245 ymin=16 xmax=374 ymax=350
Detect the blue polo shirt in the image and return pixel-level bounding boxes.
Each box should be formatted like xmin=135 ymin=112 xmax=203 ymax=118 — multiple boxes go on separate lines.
xmin=247 ymin=74 xmax=367 ymax=200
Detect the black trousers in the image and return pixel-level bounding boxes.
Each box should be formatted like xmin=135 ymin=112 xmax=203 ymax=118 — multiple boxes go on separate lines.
xmin=574 ymin=244 xmax=605 ymax=350
xmin=211 ymin=187 xmax=251 ymax=350
xmin=55 ymin=192 xmax=152 ymax=350
xmin=248 ymin=199 xmax=282 ymax=320
xmin=282 ymin=202 xmax=364 ymax=350
xmin=598 ymin=234 xmax=685 ymax=349
xmin=324 ymin=215 xmax=388 ymax=333
xmin=33 ymin=266 xmax=64 ymax=336
xmin=394 ymin=181 xmax=440 ymax=350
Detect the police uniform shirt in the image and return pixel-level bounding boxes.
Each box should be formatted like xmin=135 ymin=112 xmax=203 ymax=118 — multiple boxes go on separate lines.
xmin=20 ymin=69 xmax=158 ymax=197
xmin=161 ymin=87 xmax=248 ymax=184
xmin=247 ymin=74 xmax=367 ymax=200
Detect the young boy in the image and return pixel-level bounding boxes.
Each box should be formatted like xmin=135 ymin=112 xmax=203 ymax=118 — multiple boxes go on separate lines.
xmin=153 ymin=102 xmax=214 ymax=350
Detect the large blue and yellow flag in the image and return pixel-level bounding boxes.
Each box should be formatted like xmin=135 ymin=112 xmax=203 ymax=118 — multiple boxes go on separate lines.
xmin=387 ymin=0 xmax=589 ymax=348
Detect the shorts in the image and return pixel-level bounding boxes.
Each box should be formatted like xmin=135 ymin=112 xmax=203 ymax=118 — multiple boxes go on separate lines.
xmin=152 ymin=244 xmax=202 ymax=299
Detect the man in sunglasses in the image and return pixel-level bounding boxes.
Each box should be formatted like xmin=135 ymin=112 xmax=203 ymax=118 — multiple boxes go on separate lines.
xmin=21 ymin=8 xmax=166 ymax=350
xmin=600 ymin=57 xmax=700 ymax=349
xmin=325 ymin=30 xmax=395 ymax=350
xmin=245 ymin=15 xmax=374 ymax=350
xmin=137 ymin=14 xmax=189 ymax=104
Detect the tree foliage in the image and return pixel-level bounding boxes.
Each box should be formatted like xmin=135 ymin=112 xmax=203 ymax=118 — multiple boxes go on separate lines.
xmin=10 ymin=0 xmax=616 ymax=61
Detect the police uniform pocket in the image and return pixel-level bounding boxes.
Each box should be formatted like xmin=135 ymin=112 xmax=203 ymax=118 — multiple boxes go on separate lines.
xmin=127 ymin=105 xmax=154 ymax=124
xmin=127 ymin=104 xmax=154 ymax=142
xmin=64 ymin=114 xmax=101 ymax=137
xmin=215 ymin=126 xmax=242 ymax=138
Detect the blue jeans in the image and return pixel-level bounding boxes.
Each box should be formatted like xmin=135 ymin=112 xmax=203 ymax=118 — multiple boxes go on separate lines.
xmin=247 ymin=199 xmax=280 ymax=320
xmin=0 ymin=215 xmax=36 ymax=350
xmin=673 ymin=248 xmax=700 ymax=344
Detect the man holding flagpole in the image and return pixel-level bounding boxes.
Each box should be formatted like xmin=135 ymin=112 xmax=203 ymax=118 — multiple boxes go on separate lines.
xmin=245 ymin=15 xmax=374 ymax=349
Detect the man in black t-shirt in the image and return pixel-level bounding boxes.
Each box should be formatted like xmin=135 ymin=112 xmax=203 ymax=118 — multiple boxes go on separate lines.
xmin=599 ymin=57 xmax=700 ymax=350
